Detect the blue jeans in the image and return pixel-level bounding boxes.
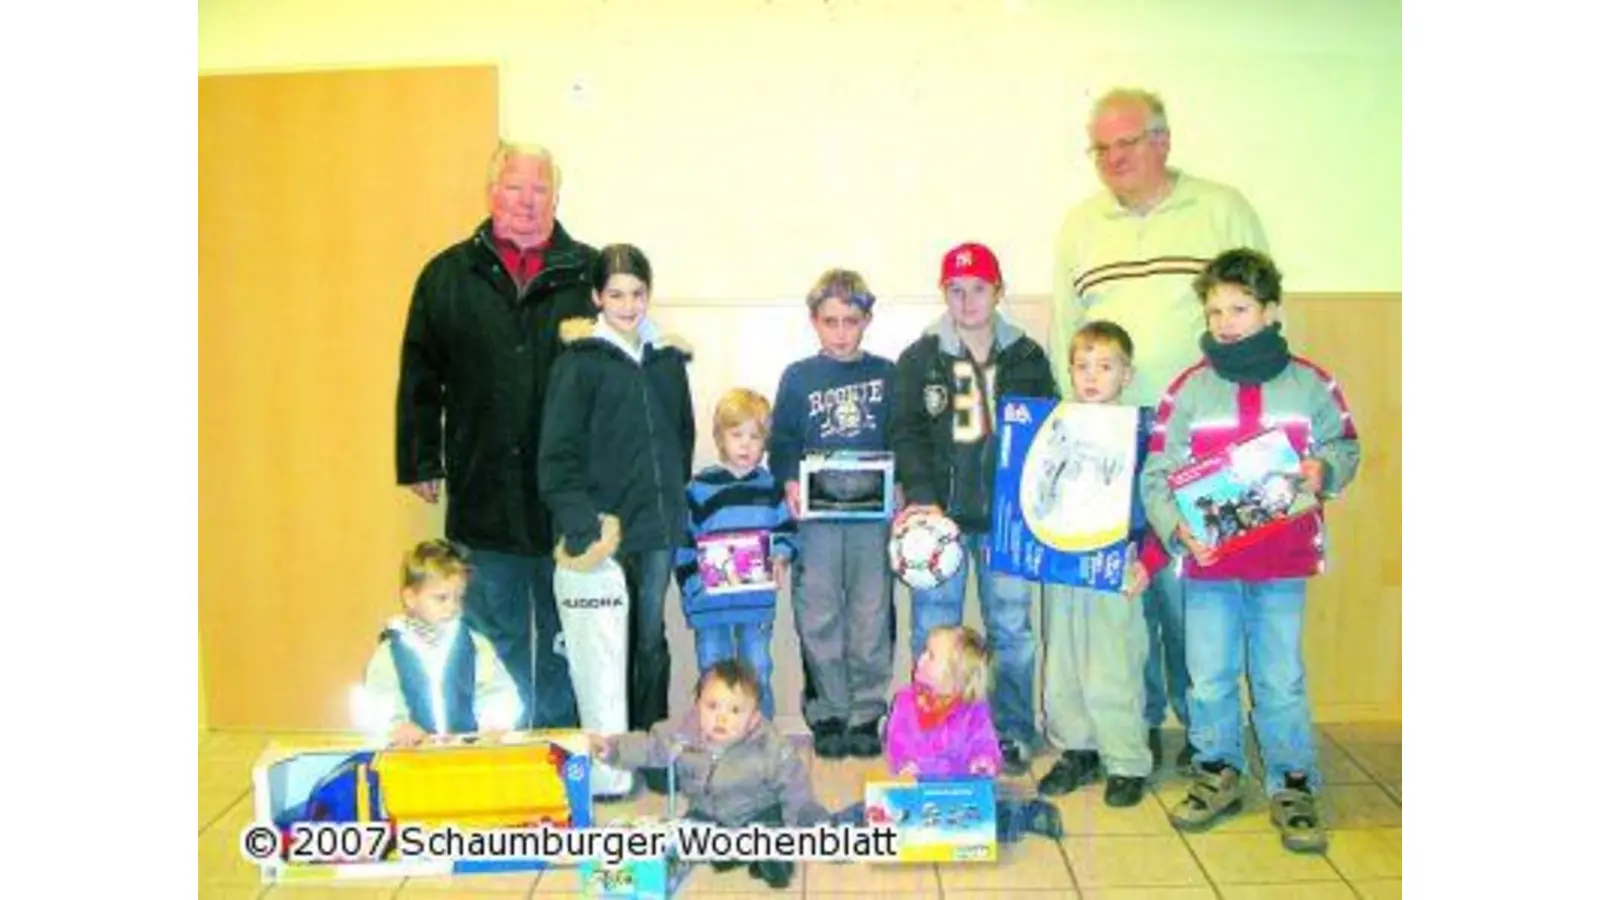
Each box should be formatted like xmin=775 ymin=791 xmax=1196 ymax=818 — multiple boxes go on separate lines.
xmin=460 ymin=548 xmax=576 ymax=729
xmin=621 ymin=549 xmax=674 ymax=731
xmin=1142 ymin=559 xmax=1190 ymax=729
xmin=910 ymin=533 xmax=1039 ymax=750
xmin=1185 ymin=577 xmax=1320 ymax=795
xmin=694 ymin=621 xmax=776 ymax=721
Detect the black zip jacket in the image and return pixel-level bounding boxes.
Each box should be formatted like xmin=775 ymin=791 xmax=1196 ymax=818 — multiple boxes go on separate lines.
xmin=892 ymin=314 xmax=1060 ymax=531
xmin=537 ymin=320 xmax=696 ymax=557
xmin=395 ymin=218 xmax=599 ymax=556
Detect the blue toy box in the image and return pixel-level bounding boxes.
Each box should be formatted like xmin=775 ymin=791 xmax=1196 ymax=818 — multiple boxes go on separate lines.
xmin=862 ymin=776 xmax=997 ymax=863
xmin=989 ymin=397 xmax=1153 ymax=591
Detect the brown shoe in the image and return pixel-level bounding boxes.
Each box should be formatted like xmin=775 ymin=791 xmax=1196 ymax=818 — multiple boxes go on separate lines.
xmin=1270 ymin=786 xmax=1328 ymax=853
xmin=1167 ymin=764 xmax=1243 ymax=831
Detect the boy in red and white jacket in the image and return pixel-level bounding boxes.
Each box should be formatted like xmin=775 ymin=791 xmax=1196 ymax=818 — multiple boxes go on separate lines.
xmin=1140 ymin=248 xmax=1359 ymax=855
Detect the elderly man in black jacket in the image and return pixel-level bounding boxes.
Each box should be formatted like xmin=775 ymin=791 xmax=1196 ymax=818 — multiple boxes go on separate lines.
xmin=395 ymin=142 xmax=598 ymax=729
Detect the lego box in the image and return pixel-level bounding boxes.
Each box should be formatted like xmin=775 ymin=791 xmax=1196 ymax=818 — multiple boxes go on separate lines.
xmin=989 ymin=397 xmax=1151 ymax=591
xmin=1169 ymin=427 xmax=1318 ymax=559
xmin=248 ymin=730 xmax=596 ymax=883
xmin=862 ymin=777 xmax=997 ymax=863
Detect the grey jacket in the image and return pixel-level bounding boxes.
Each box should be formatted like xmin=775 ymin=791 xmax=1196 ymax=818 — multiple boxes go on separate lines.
xmin=608 ymin=711 xmax=829 ymax=827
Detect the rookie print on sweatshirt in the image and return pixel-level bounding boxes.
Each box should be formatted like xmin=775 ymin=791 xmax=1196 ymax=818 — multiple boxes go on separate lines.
xmin=809 ymin=379 xmax=887 ymax=440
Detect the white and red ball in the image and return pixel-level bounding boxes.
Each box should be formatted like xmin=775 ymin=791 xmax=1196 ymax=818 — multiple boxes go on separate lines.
xmin=888 ymin=512 xmax=964 ymax=591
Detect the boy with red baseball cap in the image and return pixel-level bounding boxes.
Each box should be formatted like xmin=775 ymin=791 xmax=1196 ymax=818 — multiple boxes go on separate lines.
xmin=890 ymin=241 xmax=1059 ymax=774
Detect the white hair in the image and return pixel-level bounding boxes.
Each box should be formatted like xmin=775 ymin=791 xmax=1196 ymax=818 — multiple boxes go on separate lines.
xmin=1089 ymin=88 xmax=1169 ymax=135
xmin=486 ymin=141 xmax=563 ymax=191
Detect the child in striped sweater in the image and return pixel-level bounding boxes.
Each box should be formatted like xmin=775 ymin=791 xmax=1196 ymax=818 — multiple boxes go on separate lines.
xmin=673 ymin=388 xmax=798 ymax=720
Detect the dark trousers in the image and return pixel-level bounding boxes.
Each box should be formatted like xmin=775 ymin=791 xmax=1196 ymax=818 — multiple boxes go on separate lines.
xmin=621 ymin=549 xmax=674 ymax=731
xmin=460 ymin=547 xmax=576 ymax=729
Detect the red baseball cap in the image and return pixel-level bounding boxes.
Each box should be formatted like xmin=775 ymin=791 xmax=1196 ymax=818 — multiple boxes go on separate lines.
xmin=940 ymin=242 xmax=1003 ymax=287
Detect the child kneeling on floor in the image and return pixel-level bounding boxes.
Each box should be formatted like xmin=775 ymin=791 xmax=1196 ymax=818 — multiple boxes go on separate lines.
xmin=591 ymin=659 xmax=830 ymax=889
xmin=833 ymin=625 xmax=1063 ymax=842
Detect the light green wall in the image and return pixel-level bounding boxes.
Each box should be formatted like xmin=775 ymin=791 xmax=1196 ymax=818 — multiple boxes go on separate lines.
xmin=199 ymin=0 xmax=1400 ymax=295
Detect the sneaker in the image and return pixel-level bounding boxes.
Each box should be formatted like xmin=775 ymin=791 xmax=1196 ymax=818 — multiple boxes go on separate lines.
xmin=1104 ymin=775 xmax=1146 ymax=808
xmin=811 ymin=718 xmax=848 ymax=759
xmin=1167 ymin=762 xmax=1243 ymax=831
xmin=1000 ymin=737 xmax=1031 ymax=776
xmin=751 ymin=859 xmax=794 ymax=889
xmin=846 ymin=718 xmax=882 ymax=757
xmin=1270 ymin=774 xmax=1328 ymax=853
xmin=1025 ymin=799 xmax=1066 ymax=840
xmin=1147 ymin=728 xmax=1163 ymax=766
xmin=1038 ymin=750 xmax=1102 ymax=796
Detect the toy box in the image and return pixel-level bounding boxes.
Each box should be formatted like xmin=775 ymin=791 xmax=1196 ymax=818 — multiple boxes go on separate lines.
xmin=695 ymin=529 xmax=775 ymax=595
xmin=577 ymin=815 xmax=694 ymax=900
xmin=1169 ymin=427 xmax=1318 ymax=559
xmin=862 ymin=776 xmax=997 ymax=863
xmin=249 ymin=730 xmax=595 ymax=883
xmin=798 ymin=450 xmax=895 ymax=520
xmin=989 ymin=397 xmax=1152 ymax=591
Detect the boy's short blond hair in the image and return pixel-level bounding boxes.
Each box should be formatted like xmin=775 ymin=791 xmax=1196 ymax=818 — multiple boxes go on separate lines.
xmin=1070 ymin=320 xmax=1136 ymax=365
xmin=930 ymin=625 xmax=993 ymax=705
xmin=713 ymin=388 xmax=773 ymax=442
xmin=805 ymin=268 xmax=877 ymax=315
xmin=401 ymin=539 xmax=470 ymax=590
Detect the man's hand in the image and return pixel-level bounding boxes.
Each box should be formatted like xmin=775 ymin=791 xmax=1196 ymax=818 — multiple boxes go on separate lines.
xmin=408 ymin=480 xmax=442 ymax=504
xmin=1176 ymin=524 xmax=1220 ymax=568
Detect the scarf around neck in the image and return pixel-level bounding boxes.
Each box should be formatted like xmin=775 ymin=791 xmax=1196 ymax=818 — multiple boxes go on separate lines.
xmin=1200 ymin=322 xmax=1291 ymax=384
xmin=913 ymin=681 xmax=960 ymax=730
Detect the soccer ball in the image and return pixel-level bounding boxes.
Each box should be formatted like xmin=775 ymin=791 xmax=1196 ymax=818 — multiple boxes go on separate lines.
xmin=888 ymin=512 xmax=965 ymax=591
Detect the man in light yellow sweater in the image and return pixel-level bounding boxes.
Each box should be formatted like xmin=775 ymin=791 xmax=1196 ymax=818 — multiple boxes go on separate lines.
xmin=1048 ymin=87 xmax=1269 ymax=771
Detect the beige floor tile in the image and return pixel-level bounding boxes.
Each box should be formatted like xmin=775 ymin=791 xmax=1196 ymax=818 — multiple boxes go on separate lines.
xmin=808 ymin=756 xmax=895 ymax=808
xmin=1218 ymin=883 xmax=1356 ymax=899
xmin=672 ymin=862 xmax=802 ymax=895
xmin=1325 ymin=828 xmax=1401 ymax=881
xmin=938 ymin=838 xmax=1074 ymax=891
xmin=943 ymin=893 xmax=1081 ymax=899
xmin=1321 ymin=724 xmax=1401 ymax=785
xmin=1049 ymin=787 xmax=1179 ymax=836
xmin=1349 ymin=878 xmax=1403 ymax=899
xmin=1078 ymin=889 xmax=1218 ymax=900
xmin=803 ymin=858 xmax=939 ymax=893
xmin=1316 ymin=733 xmax=1373 ymax=785
xmin=1320 ymin=785 xmax=1402 ymax=829
xmin=204 ymin=788 xmax=253 ymax=833
xmin=1184 ymin=833 xmax=1340 ymax=884
xmin=397 ymin=872 xmax=538 ymax=894
xmin=1064 ymin=836 xmax=1208 ymax=889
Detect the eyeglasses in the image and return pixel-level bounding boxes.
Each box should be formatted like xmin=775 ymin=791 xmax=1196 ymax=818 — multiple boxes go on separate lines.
xmin=1087 ymin=131 xmax=1152 ymax=159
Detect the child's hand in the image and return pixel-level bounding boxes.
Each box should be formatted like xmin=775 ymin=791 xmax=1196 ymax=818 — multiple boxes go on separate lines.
xmin=1298 ymin=458 xmax=1325 ymax=497
xmin=587 ymin=734 xmax=612 ymax=761
xmin=1176 ymin=524 xmax=1219 ymax=568
xmin=970 ymin=759 xmax=996 ymax=777
xmin=894 ymin=483 xmax=906 ymax=513
xmin=1122 ymin=560 xmax=1150 ymax=598
xmin=479 ymin=729 xmax=507 ymax=744
xmin=774 ymin=556 xmax=790 ymax=587
xmin=898 ymin=762 xmax=920 ymax=777
xmin=784 ymin=481 xmax=803 ymax=519
xmin=390 ymin=721 xmax=427 ymax=748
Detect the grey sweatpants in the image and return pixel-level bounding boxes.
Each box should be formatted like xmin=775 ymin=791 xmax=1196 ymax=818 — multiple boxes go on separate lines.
xmin=1042 ymin=582 xmax=1153 ymax=777
xmin=792 ymin=520 xmax=894 ymax=727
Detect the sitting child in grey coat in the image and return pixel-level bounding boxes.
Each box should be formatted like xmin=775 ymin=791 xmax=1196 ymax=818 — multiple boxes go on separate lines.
xmin=592 ymin=659 xmax=829 ymax=889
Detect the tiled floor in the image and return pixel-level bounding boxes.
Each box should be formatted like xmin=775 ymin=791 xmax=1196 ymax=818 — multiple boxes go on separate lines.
xmin=200 ymin=723 xmax=1401 ymax=898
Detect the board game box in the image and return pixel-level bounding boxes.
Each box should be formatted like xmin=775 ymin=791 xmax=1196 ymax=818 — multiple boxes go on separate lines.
xmin=989 ymin=397 xmax=1152 ymax=591
xmin=861 ymin=776 xmax=997 ymax=864
xmin=1168 ymin=427 xmax=1319 ymax=558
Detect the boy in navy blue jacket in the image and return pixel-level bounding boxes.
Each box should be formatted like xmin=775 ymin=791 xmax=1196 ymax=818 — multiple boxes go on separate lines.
xmin=675 ymin=389 xmax=798 ymax=720
xmin=769 ymin=269 xmax=897 ymax=758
